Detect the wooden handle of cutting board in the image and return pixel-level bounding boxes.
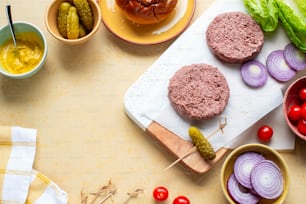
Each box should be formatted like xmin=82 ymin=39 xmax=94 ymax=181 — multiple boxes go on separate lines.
xmin=145 ymin=121 xmax=229 ymax=174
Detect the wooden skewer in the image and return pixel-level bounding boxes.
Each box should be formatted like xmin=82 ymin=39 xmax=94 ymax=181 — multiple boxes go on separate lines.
xmin=89 ymin=180 xmax=116 ymax=204
xmin=164 ymin=146 xmax=197 ymax=171
xmin=97 ymin=186 xmax=116 ymax=204
xmin=81 ymin=190 xmax=88 ymax=204
xmin=164 ymin=116 xmax=227 ymax=171
xmin=123 ymin=188 xmax=144 ymax=204
xmin=98 ymin=190 xmax=116 ymax=204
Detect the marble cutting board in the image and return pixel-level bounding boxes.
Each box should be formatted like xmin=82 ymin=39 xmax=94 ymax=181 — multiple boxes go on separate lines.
xmin=124 ymin=0 xmax=296 ymax=174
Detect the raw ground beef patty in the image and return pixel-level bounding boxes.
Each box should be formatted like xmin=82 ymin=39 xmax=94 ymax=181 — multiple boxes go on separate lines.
xmin=168 ymin=64 xmax=230 ymax=120
xmin=206 ymin=11 xmax=264 ymax=64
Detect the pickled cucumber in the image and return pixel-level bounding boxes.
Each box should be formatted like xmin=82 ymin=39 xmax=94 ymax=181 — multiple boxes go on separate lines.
xmin=67 ymin=6 xmax=80 ymax=39
xmin=73 ymin=0 xmax=93 ymax=32
xmin=189 ymin=126 xmax=216 ymax=160
xmin=79 ymin=23 xmax=87 ymax=38
xmin=57 ymin=2 xmax=72 ymax=38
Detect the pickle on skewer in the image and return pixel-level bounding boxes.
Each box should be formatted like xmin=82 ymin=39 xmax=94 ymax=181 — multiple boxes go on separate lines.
xmin=164 ymin=117 xmax=227 ymax=170
xmin=189 ymin=126 xmax=216 ymax=160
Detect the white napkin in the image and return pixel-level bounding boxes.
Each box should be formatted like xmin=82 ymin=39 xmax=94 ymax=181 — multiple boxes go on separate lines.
xmin=0 ymin=126 xmax=67 ymax=204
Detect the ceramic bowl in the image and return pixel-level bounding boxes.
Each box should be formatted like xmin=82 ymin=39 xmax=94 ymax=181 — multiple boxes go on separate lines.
xmin=45 ymin=0 xmax=101 ymax=45
xmin=283 ymin=76 xmax=306 ymax=140
xmin=220 ymin=143 xmax=289 ymax=204
xmin=0 ymin=21 xmax=48 ymax=79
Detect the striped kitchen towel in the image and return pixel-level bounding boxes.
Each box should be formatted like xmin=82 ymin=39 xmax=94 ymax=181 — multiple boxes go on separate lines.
xmin=0 ymin=126 xmax=67 ymax=204
xmin=27 ymin=170 xmax=67 ymax=204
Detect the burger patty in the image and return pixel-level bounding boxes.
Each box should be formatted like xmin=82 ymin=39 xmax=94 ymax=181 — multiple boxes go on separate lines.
xmin=168 ymin=64 xmax=230 ymax=120
xmin=206 ymin=12 xmax=264 ymax=64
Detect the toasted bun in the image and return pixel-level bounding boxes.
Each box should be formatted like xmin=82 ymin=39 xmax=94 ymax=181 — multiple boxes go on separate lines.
xmin=116 ymin=0 xmax=178 ymax=24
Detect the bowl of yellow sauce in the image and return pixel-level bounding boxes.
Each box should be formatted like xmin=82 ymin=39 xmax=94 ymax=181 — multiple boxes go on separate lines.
xmin=0 ymin=21 xmax=47 ymax=79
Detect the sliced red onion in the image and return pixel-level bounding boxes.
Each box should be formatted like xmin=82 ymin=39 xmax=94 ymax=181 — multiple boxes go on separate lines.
xmin=233 ymin=152 xmax=265 ymax=189
xmin=284 ymin=43 xmax=306 ymax=71
xmin=241 ymin=60 xmax=268 ymax=87
xmin=227 ymin=173 xmax=260 ymax=204
xmin=266 ymin=50 xmax=296 ymax=82
xmin=250 ymin=160 xmax=284 ymax=200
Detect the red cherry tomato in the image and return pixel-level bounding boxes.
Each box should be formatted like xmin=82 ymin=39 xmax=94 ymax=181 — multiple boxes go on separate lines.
xmin=299 ymin=87 xmax=306 ymax=101
xmin=172 ymin=196 xmax=190 ymax=204
xmin=301 ymin=103 xmax=306 ymax=120
xmin=153 ymin=186 xmax=169 ymax=201
xmin=297 ymin=119 xmax=306 ymax=135
xmin=257 ymin=125 xmax=273 ymax=142
xmin=288 ymin=105 xmax=302 ymax=121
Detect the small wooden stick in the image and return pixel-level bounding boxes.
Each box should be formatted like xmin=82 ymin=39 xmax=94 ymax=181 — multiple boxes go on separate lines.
xmin=81 ymin=190 xmax=88 ymax=204
xmin=123 ymin=188 xmax=144 ymax=204
xmin=164 ymin=146 xmax=197 ymax=171
xmin=97 ymin=189 xmax=116 ymax=204
xmin=164 ymin=116 xmax=227 ymax=171
xmin=90 ymin=180 xmax=116 ymax=204
xmin=97 ymin=181 xmax=116 ymax=204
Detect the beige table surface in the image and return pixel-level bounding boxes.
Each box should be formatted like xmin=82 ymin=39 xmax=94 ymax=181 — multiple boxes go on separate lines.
xmin=0 ymin=0 xmax=305 ymax=203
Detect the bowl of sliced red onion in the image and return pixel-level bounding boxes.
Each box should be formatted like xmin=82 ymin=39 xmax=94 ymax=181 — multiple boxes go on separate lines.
xmin=220 ymin=143 xmax=289 ymax=204
xmin=283 ymin=76 xmax=306 ymax=140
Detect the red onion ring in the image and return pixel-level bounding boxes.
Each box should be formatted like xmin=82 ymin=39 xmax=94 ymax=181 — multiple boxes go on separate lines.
xmin=241 ymin=60 xmax=268 ymax=87
xmin=266 ymin=50 xmax=296 ymax=82
xmin=227 ymin=173 xmax=260 ymax=204
xmin=233 ymin=152 xmax=265 ymax=189
xmin=284 ymin=43 xmax=306 ymax=71
xmin=250 ymin=160 xmax=284 ymax=199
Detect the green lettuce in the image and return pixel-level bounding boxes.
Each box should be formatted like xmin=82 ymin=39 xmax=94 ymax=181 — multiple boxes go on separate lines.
xmin=293 ymin=0 xmax=306 ymax=17
xmin=244 ymin=0 xmax=306 ymax=53
xmin=244 ymin=0 xmax=279 ymax=32
xmin=276 ymin=0 xmax=306 ymax=52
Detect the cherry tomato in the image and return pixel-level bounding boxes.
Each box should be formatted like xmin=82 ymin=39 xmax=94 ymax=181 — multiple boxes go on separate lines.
xmin=153 ymin=186 xmax=169 ymax=201
xmin=299 ymin=87 xmax=306 ymax=101
xmin=288 ymin=105 xmax=302 ymax=121
xmin=301 ymin=103 xmax=306 ymax=120
xmin=172 ymin=196 xmax=190 ymax=204
xmin=297 ymin=119 xmax=306 ymax=135
xmin=257 ymin=125 xmax=273 ymax=142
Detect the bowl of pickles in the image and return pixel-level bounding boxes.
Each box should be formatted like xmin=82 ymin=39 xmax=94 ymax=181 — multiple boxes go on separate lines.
xmin=45 ymin=0 xmax=101 ymax=45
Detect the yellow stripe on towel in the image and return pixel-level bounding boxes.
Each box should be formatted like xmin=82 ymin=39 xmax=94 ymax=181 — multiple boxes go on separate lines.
xmin=0 ymin=126 xmax=12 ymax=200
xmin=0 ymin=126 xmax=12 ymax=142
xmin=26 ymin=172 xmax=50 ymax=204
xmin=0 ymin=126 xmax=12 ymax=167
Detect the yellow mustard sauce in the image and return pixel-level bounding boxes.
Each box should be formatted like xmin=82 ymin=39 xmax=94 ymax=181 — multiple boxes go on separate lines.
xmin=0 ymin=32 xmax=44 ymax=74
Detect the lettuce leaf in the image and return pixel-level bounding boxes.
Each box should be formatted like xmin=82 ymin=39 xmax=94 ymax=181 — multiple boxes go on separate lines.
xmin=244 ymin=0 xmax=279 ymax=32
xmin=293 ymin=0 xmax=306 ymax=17
xmin=276 ymin=0 xmax=306 ymax=52
xmin=244 ymin=0 xmax=306 ymax=52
